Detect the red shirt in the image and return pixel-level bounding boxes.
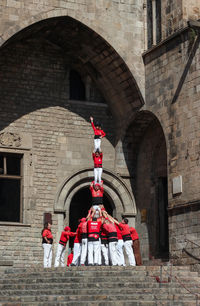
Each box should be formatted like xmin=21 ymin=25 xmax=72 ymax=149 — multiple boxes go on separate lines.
xmin=115 ymin=224 xmax=123 ymax=240
xmin=102 ymin=223 xmax=118 ymax=242
xmin=42 ymin=229 xmax=53 ymax=240
xmin=87 ymin=220 xmax=102 ymax=241
xmin=129 ymin=227 xmax=139 ymax=241
xmin=100 ymin=226 xmax=108 ymax=244
xmin=93 ymin=153 xmax=103 ymax=168
xmin=79 ymin=221 xmax=88 ymax=239
xmin=118 ymin=223 xmax=132 ymax=241
xmin=74 ymin=226 xmax=81 ymax=243
xmin=90 ymin=183 xmax=104 ymax=198
xmin=59 ymin=231 xmax=76 ymax=246
xmin=91 ymin=122 xmax=106 ymax=138
xmin=67 ymin=253 xmax=73 ymax=266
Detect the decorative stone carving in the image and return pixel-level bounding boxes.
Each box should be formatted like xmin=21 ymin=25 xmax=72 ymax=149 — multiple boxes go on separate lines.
xmin=0 ymin=132 xmax=21 ymax=147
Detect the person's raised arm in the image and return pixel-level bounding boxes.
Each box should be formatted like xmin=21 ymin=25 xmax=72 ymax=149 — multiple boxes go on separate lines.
xmin=107 ymin=214 xmax=119 ymax=225
xmin=90 ymin=116 xmax=96 ymax=133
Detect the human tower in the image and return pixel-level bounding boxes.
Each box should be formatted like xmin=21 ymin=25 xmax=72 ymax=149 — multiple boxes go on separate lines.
xmin=43 ymin=117 xmax=141 ymax=268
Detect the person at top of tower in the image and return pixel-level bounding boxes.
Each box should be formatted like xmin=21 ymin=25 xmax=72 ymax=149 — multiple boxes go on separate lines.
xmin=92 ymin=149 xmax=103 ymax=185
xmin=90 ymin=116 xmax=106 ymax=151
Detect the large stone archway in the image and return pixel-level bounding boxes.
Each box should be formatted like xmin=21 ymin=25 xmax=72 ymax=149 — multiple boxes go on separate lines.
xmin=54 ymin=168 xmax=136 ymax=233
xmin=122 ymin=110 xmax=169 ymax=262
xmin=0 ymin=12 xmax=143 ymax=267
xmin=0 ymin=15 xmax=144 ymax=138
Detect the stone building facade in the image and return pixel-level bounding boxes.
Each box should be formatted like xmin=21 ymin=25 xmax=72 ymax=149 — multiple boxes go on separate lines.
xmin=0 ymin=0 xmax=199 ymax=268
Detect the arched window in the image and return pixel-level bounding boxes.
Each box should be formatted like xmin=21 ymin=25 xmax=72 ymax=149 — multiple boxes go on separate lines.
xmin=69 ymin=70 xmax=86 ymax=101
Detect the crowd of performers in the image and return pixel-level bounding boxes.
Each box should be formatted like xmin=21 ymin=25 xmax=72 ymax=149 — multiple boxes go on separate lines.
xmin=41 ymin=117 xmax=142 ymax=268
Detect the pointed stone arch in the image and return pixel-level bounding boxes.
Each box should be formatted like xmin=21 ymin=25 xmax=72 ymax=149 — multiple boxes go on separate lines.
xmin=0 ymin=15 xmax=144 ymax=138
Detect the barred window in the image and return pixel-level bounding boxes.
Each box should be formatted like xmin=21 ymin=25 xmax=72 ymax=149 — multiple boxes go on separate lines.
xmin=0 ymin=152 xmax=23 ymax=222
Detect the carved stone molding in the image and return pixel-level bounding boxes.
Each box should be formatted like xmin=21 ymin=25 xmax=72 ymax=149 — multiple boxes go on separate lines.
xmin=0 ymin=132 xmax=21 ymax=147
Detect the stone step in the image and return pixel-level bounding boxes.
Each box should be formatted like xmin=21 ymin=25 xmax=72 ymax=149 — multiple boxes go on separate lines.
xmin=0 ymin=301 xmax=198 ymax=306
xmin=0 ymin=293 xmax=197 ymax=303
xmin=1 ymin=275 xmax=200 ymax=286
xmin=2 ymin=265 xmax=191 ymax=275
xmin=0 ymin=281 xmax=199 ymax=291
xmin=2 ymin=270 xmax=199 ymax=280
xmin=0 ymin=286 xmax=196 ymax=296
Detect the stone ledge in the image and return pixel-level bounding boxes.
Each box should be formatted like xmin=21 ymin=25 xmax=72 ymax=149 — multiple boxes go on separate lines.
xmin=0 ymin=260 xmax=13 ymax=266
xmin=168 ymin=200 xmax=200 ymax=216
xmin=68 ymin=99 xmax=108 ymax=108
xmin=0 ymin=222 xmax=31 ymax=227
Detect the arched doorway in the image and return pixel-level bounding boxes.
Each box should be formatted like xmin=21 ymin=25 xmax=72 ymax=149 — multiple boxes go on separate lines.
xmin=123 ymin=111 xmax=169 ymax=262
xmin=55 ymin=168 xmax=137 ymax=237
xmin=69 ymin=187 xmax=114 ymax=247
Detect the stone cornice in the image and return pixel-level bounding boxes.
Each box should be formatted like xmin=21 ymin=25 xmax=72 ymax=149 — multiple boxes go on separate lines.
xmin=168 ymin=200 xmax=200 ymax=215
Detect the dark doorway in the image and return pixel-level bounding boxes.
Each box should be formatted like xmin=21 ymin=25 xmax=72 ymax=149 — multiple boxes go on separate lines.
xmin=69 ymin=187 xmax=113 ymax=247
xmin=156 ymin=177 xmax=169 ymax=258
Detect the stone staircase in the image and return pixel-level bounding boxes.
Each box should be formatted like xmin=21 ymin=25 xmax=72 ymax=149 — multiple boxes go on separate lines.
xmin=0 ymin=266 xmax=199 ymax=305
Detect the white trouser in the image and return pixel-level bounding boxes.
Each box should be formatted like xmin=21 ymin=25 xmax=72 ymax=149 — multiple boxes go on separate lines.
xmin=116 ymin=239 xmax=125 ymax=266
xmin=101 ymin=243 xmax=109 ymax=265
xmin=98 ymin=239 xmax=102 ymax=265
xmin=94 ymin=168 xmax=103 ymax=185
xmin=109 ymin=241 xmax=118 ymax=266
xmin=42 ymin=243 xmax=52 ymax=268
xmin=80 ymin=238 xmax=88 ymax=265
xmin=124 ymin=240 xmax=136 ymax=266
xmin=72 ymin=243 xmax=81 ymax=266
xmin=54 ymin=243 xmax=66 ymax=267
xmin=88 ymin=240 xmax=100 ymax=265
xmin=94 ymin=138 xmax=101 ymax=151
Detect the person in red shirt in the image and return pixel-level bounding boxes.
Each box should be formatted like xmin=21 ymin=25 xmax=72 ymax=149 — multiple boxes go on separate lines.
xmin=41 ymin=222 xmax=53 ymax=268
xmin=92 ymin=149 xmax=103 ymax=185
xmin=54 ymin=226 xmax=76 ymax=267
xmin=67 ymin=250 xmax=73 ymax=267
xmin=129 ymin=227 xmax=142 ymax=266
xmin=90 ymin=181 xmax=104 ymax=206
xmin=115 ymin=219 xmax=125 ymax=266
xmin=99 ymin=226 xmax=109 ymax=265
xmin=90 ymin=116 xmax=106 ymax=151
xmin=112 ymin=217 xmax=136 ymax=266
xmin=102 ymin=218 xmax=118 ymax=266
xmin=87 ymin=217 xmax=102 ymax=265
xmin=79 ymin=218 xmax=88 ymax=266
xmin=71 ymin=222 xmax=82 ymax=266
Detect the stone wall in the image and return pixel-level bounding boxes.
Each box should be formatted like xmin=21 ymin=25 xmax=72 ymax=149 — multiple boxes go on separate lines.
xmin=0 ymin=39 xmax=117 ymax=268
xmin=143 ymin=26 xmax=200 ymax=263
